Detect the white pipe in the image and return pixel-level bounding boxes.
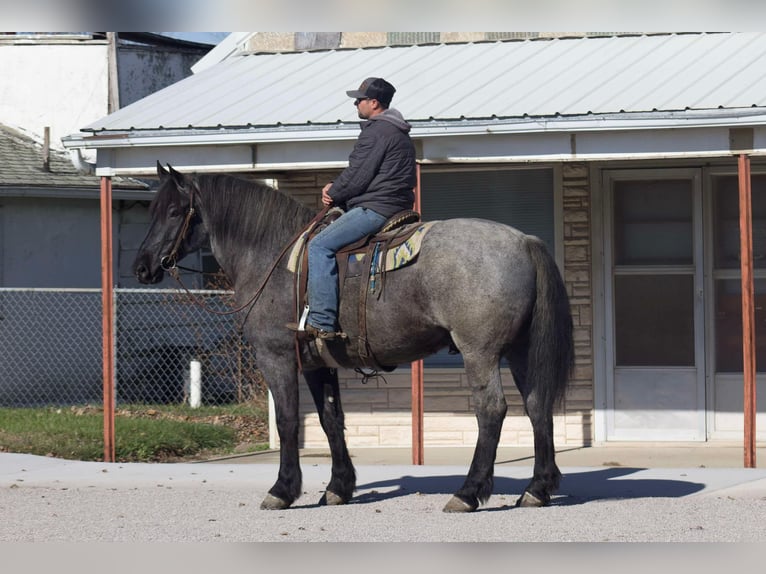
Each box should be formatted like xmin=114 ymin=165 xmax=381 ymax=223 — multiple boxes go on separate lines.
xmin=189 ymin=359 xmax=202 ymax=408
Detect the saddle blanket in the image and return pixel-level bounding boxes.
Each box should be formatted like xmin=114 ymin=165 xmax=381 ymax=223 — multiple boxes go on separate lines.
xmin=287 ymin=222 xmax=434 ymax=274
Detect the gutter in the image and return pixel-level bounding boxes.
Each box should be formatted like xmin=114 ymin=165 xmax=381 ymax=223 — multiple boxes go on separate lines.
xmin=62 ymin=108 xmax=766 ymax=150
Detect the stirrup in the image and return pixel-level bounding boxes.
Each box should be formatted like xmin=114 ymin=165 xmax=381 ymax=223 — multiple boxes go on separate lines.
xmin=286 ymin=322 xmax=347 ymax=340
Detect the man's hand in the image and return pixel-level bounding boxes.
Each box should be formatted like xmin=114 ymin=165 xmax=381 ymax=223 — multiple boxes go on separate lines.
xmin=321 ymin=183 xmax=334 ymax=206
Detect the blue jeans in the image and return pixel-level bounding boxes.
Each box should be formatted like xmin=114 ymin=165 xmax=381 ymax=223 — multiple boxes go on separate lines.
xmin=307 ymin=207 xmax=387 ymax=332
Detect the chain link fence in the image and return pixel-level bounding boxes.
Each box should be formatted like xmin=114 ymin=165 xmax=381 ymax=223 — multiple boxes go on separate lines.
xmin=0 ymin=288 xmax=262 ymax=407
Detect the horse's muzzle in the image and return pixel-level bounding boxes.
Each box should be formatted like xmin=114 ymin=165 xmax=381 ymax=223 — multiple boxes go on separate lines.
xmin=133 ymin=260 xmax=164 ymax=285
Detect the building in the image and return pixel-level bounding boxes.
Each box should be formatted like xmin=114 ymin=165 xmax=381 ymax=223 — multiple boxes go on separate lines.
xmin=0 ymin=32 xmax=214 ymax=288
xmin=0 ymin=33 xmax=214 ymax=406
xmin=62 ymin=32 xmax=766 ymax=448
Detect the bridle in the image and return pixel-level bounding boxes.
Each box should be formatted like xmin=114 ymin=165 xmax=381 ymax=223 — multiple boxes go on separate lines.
xmin=160 ymin=179 xmax=198 ymax=273
xmin=157 ymin=175 xmax=330 ymax=317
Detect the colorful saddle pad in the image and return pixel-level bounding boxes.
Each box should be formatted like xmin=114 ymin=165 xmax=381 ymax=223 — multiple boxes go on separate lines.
xmin=287 ymin=222 xmax=433 ymax=274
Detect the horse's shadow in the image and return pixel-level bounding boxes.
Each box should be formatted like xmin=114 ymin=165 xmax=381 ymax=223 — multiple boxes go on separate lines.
xmin=345 ymin=467 xmax=705 ymax=509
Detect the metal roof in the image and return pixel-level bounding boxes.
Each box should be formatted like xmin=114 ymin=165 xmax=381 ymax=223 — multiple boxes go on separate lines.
xmin=80 ymin=32 xmax=766 ymax=136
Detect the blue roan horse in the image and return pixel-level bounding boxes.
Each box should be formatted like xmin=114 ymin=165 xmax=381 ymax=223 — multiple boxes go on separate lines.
xmin=133 ymin=163 xmax=574 ymax=512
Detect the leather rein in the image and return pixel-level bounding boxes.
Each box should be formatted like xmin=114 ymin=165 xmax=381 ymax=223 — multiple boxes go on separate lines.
xmin=160 ymin=177 xmax=329 ymax=317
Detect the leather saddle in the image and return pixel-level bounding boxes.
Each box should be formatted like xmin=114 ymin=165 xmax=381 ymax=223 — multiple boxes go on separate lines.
xmin=291 ymin=208 xmax=427 ymax=370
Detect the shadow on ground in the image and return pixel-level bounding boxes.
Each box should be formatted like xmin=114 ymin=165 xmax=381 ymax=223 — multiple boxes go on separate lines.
xmin=347 ymin=467 xmax=704 ymax=509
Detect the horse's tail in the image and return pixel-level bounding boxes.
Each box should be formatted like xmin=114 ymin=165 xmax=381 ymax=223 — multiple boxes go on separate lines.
xmin=524 ymin=236 xmax=574 ymax=409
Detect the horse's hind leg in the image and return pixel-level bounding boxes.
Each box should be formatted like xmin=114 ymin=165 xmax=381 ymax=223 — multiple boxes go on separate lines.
xmin=444 ymin=356 xmax=507 ymax=513
xmin=304 ymin=368 xmax=356 ymax=505
xmin=508 ymin=349 xmax=561 ymax=507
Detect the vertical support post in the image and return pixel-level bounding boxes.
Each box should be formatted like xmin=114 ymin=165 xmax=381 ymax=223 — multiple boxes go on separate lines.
xmin=189 ymin=359 xmax=202 ymax=408
xmin=106 ymin=32 xmax=120 ymax=113
xmin=411 ymin=357 xmax=424 ymax=465
xmin=100 ymin=176 xmax=116 ymax=463
xmin=411 ymin=163 xmax=424 ymax=465
xmin=738 ymin=154 xmax=756 ymax=468
xmin=42 ymin=126 xmax=50 ymax=172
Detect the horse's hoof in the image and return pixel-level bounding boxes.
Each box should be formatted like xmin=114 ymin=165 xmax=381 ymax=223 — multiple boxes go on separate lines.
xmin=321 ymin=490 xmax=347 ymax=506
xmin=260 ymin=494 xmax=291 ymax=510
xmin=516 ymin=491 xmax=545 ymax=508
xmin=442 ymin=496 xmax=477 ymax=513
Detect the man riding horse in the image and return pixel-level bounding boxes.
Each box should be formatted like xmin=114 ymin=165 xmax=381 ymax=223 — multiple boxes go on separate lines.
xmin=287 ymin=77 xmax=417 ymax=340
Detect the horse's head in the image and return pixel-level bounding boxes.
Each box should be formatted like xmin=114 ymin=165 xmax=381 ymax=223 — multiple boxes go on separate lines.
xmin=132 ymin=162 xmax=208 ymax=284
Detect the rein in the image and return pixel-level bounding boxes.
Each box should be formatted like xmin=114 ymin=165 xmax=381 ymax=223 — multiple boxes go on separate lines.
xmin=162 ymin=180 xmax=330 ymax=318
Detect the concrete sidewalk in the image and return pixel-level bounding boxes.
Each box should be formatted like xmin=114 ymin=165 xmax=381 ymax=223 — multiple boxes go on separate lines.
xmin=209 ymin=443 xmax=766 ymax=469
xmin=2 ymin=444 xmax=766 ymax=502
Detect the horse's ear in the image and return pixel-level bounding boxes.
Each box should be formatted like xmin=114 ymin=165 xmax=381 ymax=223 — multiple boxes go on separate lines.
xmin=157 ymin=161 xmax=169 ymax=180
xmin=167 ymin=164 xmax=186 ymax=192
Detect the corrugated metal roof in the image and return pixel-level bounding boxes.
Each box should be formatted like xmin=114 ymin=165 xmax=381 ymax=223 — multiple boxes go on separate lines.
xmin=81 ymin=32 xmax=766 ymax=136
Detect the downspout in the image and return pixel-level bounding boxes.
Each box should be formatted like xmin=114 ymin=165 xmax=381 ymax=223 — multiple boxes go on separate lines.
xmin=68 ymin=148 xmax=96 ymax=175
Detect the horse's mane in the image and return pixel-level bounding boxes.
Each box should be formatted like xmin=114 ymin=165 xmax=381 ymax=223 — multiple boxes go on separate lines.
xmin=191 ymin=173 xmax=315 ymax=251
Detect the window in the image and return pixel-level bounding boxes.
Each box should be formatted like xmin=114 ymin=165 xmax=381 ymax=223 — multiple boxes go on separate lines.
xmin=613 ymin=179 xmax=693 ymax=266
xmin=712 ymin=174 xmax=766 ymax=373
xmin=421 ymin=168 xmax=555 ymax=252
xmin=420 ymin=167 xmax=555 ymax=366
xmin=610 ymin=177 xmax=695 ymax=367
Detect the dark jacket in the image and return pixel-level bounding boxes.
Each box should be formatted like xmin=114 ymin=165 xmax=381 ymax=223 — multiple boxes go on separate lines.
xmin=328 ymin=108 xmax=417 ymax=218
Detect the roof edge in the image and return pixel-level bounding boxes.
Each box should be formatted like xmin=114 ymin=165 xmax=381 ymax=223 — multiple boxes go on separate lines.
xmin=62 ymin=108 xmax=766 ymax=150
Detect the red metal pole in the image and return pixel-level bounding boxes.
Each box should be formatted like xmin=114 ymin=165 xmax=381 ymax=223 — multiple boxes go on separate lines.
xmin=100 ymin=176 xmax=116 ymax=463
xmin=411 ymin=163 xmax=424 ymax=465
xmin=738 ymin=154 xmax=756 ymax=468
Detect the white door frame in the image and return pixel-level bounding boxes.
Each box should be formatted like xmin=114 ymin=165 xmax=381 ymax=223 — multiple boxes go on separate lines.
xmin=595 ymin=167 xmax=706 ymax=442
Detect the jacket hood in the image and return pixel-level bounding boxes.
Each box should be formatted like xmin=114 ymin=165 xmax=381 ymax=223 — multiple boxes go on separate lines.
xmin=369 ymin=108 xmax=411 ymax=133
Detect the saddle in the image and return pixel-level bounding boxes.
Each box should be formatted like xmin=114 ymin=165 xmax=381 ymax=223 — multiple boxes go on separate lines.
xmin=289 ymin=208 xmax=432 ymax=371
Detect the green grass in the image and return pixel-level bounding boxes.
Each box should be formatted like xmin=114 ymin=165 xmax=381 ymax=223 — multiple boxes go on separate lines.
xmin=0 ymin=404 xmax=266 ymax=462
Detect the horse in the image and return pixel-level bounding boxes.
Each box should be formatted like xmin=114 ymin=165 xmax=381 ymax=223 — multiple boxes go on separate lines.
xmin=133 ymin=162 xmax=574 ymax=512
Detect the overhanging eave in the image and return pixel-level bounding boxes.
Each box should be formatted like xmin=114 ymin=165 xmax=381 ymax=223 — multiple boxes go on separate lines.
xmin=60 ymin=113 xmax=766 ymax=177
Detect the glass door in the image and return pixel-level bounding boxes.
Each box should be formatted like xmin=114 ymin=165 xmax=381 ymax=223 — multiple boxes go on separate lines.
xmin=604 ymin=169 xmax=705 ymax=440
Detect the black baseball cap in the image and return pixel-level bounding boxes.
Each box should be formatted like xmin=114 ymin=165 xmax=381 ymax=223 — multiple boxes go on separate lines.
xmin=346 ymin=77 xmax=396 ymax=107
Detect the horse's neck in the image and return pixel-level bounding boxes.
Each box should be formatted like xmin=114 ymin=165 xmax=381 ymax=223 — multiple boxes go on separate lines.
xmin=197 ymin=184 xmax=311 ymax=284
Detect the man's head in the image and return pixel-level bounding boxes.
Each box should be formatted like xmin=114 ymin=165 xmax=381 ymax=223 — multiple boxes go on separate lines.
xmin=346 ymin=77 xmax=396 ymax=118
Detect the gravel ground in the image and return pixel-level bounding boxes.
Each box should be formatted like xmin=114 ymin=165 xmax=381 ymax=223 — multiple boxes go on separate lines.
xmin=2 ymin=454 xmax=766 ymax=543
xmin=2 ymin=486 xmax=766 ymax=542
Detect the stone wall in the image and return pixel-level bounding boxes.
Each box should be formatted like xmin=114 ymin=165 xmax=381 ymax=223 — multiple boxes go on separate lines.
xmin=298 ymin=369 xmax=570 ymax=449
xmin=561 ymin=163 xmax=594 ymax=446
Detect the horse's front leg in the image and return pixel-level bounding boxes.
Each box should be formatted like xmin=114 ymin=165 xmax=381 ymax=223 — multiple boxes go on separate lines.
xmin=304 ymin=367 xmax=356 ymax=505
xmin=259 ymin=357 xmax=303 ymax=510
xmin=444 ymin=357 xmax=507 ymax=512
